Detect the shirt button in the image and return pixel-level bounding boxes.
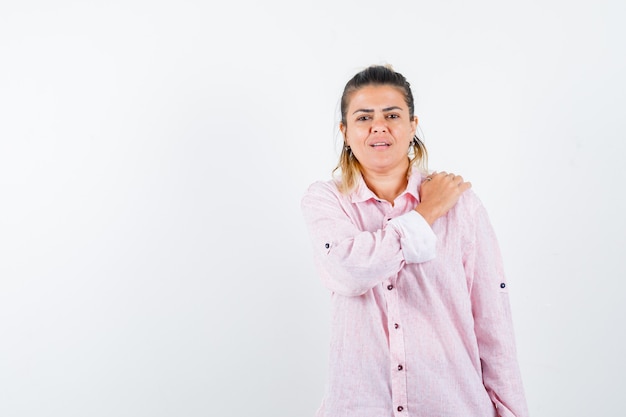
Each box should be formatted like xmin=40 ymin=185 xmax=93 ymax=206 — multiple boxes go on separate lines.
xmin=398 ymin=364 xmax=403 ymax=371
xmin=324 ymin=243 xmax=330 ymax=249
xmin=394 ymin=323 xmax=399 ymax=329
xmin=397 ymin=406 xmax=404 ymax=412
xmin=500 ymin=282 xmax=506 ymax=288
xmin=387 ymin=284 xmax=394 ymax=290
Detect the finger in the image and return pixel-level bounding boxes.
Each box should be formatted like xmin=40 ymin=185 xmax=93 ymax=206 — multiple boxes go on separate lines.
xmin=459 ymin=181 xmax=472 ymax=191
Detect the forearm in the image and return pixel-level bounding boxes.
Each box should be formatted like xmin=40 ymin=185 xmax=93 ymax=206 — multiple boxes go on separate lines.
xmin=301 ymin=184 xmax=436 ymax=296
xmin=311 ymin=226 xmax=407 ymax=296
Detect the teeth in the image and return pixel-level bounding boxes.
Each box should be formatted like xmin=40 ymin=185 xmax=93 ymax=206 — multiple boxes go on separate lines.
xmin=372 ymin=142 xmax=388 ymax=146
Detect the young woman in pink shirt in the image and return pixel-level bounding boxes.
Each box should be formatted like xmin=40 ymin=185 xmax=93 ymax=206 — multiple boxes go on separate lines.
xmin=301 ymin=65 xmax=529 ymax=417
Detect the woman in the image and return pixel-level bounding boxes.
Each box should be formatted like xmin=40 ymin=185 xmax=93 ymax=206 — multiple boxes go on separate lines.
xmin=301 ymin=65 xmax=529 ymax=417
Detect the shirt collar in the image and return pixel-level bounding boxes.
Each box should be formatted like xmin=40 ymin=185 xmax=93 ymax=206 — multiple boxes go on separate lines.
xmin=349 ymin=167 xmax=425 ymax=204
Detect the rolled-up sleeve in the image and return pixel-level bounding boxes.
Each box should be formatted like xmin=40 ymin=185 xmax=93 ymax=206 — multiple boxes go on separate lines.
xmin=388 ymin=210 xmax=437 ymax=264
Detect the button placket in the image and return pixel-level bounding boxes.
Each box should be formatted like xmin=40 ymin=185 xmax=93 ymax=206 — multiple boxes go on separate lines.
xmin=384 ymin=278 xmax=409 ymax=417
xmin=382 ymin=205 xmax=394 ymax=228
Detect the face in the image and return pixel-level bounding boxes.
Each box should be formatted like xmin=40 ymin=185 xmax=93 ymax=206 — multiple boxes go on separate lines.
xmin=341 ymin=85 xmax=418 ymax=176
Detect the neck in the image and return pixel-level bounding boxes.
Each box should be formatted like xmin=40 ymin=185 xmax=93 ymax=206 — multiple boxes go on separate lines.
xmin=361 ymin=163 xmax=409 ymax=205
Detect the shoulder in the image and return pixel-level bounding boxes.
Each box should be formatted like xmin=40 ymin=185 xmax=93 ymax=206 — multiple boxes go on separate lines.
xmin=301 ymin=179 xmax=344 ymax=208
xmin=451 ymin=187 xmax=489 ymax=222
xmin=458 ymin=188 xmax=483 ymax=209
xmin=303 ymin=179 xmax=339 ymax=198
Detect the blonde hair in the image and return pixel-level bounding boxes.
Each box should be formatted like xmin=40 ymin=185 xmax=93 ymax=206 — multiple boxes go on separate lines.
xmin=333 ymin=65 xmax=428 ymax=194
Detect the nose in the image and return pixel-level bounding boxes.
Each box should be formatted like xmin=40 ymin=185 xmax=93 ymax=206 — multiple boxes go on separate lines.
xmin=371 ymin=115 xmax=387 ymax=133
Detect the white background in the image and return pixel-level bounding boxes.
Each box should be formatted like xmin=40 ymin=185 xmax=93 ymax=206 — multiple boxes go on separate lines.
xmin=1 ymin=1 xmax=624 ymax=416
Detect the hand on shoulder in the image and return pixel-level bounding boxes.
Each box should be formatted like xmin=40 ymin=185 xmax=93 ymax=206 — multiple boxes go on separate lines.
xmin=415 ymin=171 xmax=472 ymax=225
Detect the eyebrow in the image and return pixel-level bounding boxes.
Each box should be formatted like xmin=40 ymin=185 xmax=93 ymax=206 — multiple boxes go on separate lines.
xmin=352 ymin=106 xmax=403 ymax=115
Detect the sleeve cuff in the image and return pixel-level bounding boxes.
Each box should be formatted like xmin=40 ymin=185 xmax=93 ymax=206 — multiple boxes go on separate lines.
xmin=388 ymin=210 xmax=437 ymax=264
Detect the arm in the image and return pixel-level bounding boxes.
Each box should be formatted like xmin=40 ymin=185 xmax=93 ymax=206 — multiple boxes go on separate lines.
xmin=301 ymin=181 xmax=436 ymax=296
xmin=466 ymin=199 xmax=529 ymax=417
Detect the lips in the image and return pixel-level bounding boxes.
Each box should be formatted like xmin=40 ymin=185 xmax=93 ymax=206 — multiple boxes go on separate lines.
xmin=370 ymin=141 xmax=390 ymax=147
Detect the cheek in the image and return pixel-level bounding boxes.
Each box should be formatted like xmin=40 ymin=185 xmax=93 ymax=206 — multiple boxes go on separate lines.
xmin=347 ymin=125 xmax=368 ymax=141
xmin=394 ymin=124 xmax=414 ymax=138
xmin=343 ymin=127 xmax=355 ymax=145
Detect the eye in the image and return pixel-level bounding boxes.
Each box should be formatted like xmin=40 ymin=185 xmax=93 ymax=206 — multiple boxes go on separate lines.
xmin=356 ymin=115 xmax=371 ymax=122
xmin=386 ymin=113 xmax=400 ymax=119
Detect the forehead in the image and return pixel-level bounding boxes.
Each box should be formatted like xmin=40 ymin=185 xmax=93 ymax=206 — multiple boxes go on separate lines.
xmin=347 ymin=85 xmax=407 ymax=111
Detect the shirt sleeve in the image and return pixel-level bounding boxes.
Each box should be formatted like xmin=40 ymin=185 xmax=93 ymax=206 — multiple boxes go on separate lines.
xmin=465 ymin=199 xmax=529 ymax=417
xmin=301 ymin=181 xmax=437 ymax=297
xmin=388 ymin=210 xmax=437 ymax=264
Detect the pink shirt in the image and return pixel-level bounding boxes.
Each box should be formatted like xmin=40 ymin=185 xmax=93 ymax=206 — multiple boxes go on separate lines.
xmin=301 ymin=169 xmax=529 ymax=417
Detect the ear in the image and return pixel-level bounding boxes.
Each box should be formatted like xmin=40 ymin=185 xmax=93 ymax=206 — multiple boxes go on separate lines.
xmin=339 ymin=122 xmax=348 ymax=143
xmin=410 ymin=116 xmax=418 ymax=136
